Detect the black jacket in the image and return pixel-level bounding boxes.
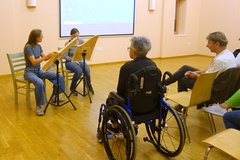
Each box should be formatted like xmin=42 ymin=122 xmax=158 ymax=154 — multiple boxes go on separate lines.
xmin=209 ymin=67 xmax=240 ymax=104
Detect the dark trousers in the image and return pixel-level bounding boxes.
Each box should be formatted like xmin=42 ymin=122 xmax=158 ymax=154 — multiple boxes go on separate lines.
xmin=164 ymin=65 xmax=198 ymax=92
xmin=223 ymin=110 xmax=240 ymax=130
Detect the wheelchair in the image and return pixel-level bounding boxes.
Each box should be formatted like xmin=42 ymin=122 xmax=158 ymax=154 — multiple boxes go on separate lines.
xmin=97 ymin=66 xmax=185 ymax=160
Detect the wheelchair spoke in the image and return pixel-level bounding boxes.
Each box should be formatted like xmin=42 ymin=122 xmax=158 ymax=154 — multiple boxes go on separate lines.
xmin=102 ymin=105 xmax=136 ymax=160
xmin=145 ymin=105 xmax=185 ymax=157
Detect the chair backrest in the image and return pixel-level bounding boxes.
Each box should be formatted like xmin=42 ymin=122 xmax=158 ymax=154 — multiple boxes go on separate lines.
xmin=7 ymin=52 xmax=26 ymax=81
xmin=126 ymin=66 xmax=162 ymax=114
xmin=60 ymin=57 xmax=67 ymax=76
xmin=189 ymin=71 xmax=218 ymax=106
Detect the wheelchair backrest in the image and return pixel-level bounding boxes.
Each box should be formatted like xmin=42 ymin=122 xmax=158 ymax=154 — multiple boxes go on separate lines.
xmin=126 ymin=66 xmax=162 ymax=114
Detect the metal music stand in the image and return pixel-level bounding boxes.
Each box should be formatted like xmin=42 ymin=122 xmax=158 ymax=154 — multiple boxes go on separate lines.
xmin=68 ymin=35 xmax=99 ymax=103
xmin=42 ymin=37 xmax=78 ymax=113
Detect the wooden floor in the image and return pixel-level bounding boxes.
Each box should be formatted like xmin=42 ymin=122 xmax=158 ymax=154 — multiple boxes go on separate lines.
xmin=0 ymin=55 xmax=233 ymax=160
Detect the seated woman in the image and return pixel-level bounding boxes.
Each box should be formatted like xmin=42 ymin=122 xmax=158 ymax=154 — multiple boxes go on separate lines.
xmin=203 ymin=89 xmax=240 ymax=130
xmin=24 ymin=29 xmax=65 ymax=116
xmin=63 ymin=28 xmax=93 ymax=96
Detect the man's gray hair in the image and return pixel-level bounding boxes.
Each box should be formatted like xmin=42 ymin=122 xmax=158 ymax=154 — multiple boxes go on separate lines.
xmin=206 ymin=31 xmax=228 ymax=46
xmin=130 ymin=36 xmax=152 ymax=56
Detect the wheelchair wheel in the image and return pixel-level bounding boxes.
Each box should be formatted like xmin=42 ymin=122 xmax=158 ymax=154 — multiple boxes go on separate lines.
xmin=145 ymin=104 xmax=185 ymax=157
xmin=102 ymin=105 xmax=136 ymax=160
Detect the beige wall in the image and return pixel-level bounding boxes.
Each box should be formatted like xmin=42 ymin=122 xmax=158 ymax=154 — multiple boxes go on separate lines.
xmin=1 ymin=0 xmax=240 ymax=75
xmin=161 ymin=0 xmax=201 ymax=57
xmin=198 ymin=0 xmax=240 ymax=55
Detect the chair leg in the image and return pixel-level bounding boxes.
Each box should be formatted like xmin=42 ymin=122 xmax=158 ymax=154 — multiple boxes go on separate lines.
xmin=204 ymin=146 xmax=214 ymax=160
xmin=27 ymin=82 xmax=32 ymax=109
xmin=179 ymin=107 xmax=192 ymax=144
xmin=207 ymin=113 xmax=216 ymax=134
xmin=180 ymin=107 xmax=191 ymax=144
xmin=14 ymin=83 xmax=18 ymax=104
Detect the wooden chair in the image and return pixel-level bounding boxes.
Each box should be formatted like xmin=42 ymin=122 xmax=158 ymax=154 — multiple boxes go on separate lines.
xmin=7 ymin=52 xmax=46 ymax=109
xmin=58 ymin=46 xmax=75 ymax=94
xmin=166 ymin=71 xmax=218 ymax=143
xmin=59 ymin=47 xmax=87 ymax=95
xmin=60 ymin=57 xmax=74 ymax=94
xmin=202 ymin=128 xmax=240 ymax=160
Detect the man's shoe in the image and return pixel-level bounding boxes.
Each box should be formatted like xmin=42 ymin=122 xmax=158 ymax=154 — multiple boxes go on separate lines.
xmin=51 ymin=95 xmax=65 ymax=103
xmin=174 ymin=105 xmax=185 ymax=114
xmin=89 ymin=84 xmax=94 ymax=94
xmin=202 ymin=103 xmax=227 ymax=116
xmin=36 ymin=106 xmax=44 ymax=116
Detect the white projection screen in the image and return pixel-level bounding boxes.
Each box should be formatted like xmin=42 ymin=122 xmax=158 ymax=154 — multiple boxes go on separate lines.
xmin=59 ymin=0 xmax=136 ymax=37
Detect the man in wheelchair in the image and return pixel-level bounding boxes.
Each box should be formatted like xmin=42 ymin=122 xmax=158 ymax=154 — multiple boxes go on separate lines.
xmin=107 ymin=35 xmax=159 ymax=127
xmin=105 ymin=65 xmax=162 ymax=133
xmin=97 ymin=36 xmax=185 ymax=159
xmin=117 ymin=36 xmax=158 ymax=99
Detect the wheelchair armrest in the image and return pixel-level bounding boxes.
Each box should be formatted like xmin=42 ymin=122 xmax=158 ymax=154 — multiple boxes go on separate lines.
xmin=109 ymin=91 xmax=126 ymax=104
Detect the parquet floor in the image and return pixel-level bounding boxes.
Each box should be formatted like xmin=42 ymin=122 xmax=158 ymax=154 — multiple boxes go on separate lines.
xmin=0 ymin=55 xmax=231 ymax=160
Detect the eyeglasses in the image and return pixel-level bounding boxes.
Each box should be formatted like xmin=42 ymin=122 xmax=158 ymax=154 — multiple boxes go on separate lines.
xmin=127 ymin=47 xmax=133 ymax=52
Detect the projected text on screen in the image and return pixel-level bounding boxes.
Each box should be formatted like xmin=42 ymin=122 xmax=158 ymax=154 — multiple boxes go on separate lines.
xmin=60 ymin=0 xmax=135 ymax=37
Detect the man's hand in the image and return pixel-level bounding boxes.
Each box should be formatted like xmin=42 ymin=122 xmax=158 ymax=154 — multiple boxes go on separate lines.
xmin=184 ymin=71 xmax=199 ymax=79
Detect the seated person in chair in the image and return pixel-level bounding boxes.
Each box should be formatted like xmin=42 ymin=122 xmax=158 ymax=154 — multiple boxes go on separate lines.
xmin=164 ymin=31 xmax=237 ymax=92
xmin=63 ymin=28 xmax=94 ymax=96
xmin=163 ymin=31 xmax=237 ymax=111
xmin=24 ymin=29 xmax=65 ymax=116
xmin=203 ymin=38 xmax=240 ymax=110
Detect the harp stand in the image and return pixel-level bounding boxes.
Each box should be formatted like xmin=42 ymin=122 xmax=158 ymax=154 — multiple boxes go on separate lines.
xmin=44 ymin=60 xmax=76 ymax=113
xmin=69 ymin=50 xmax=92 ymax=103
xmin=68 ymin=35 xmax=99 ymax=103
